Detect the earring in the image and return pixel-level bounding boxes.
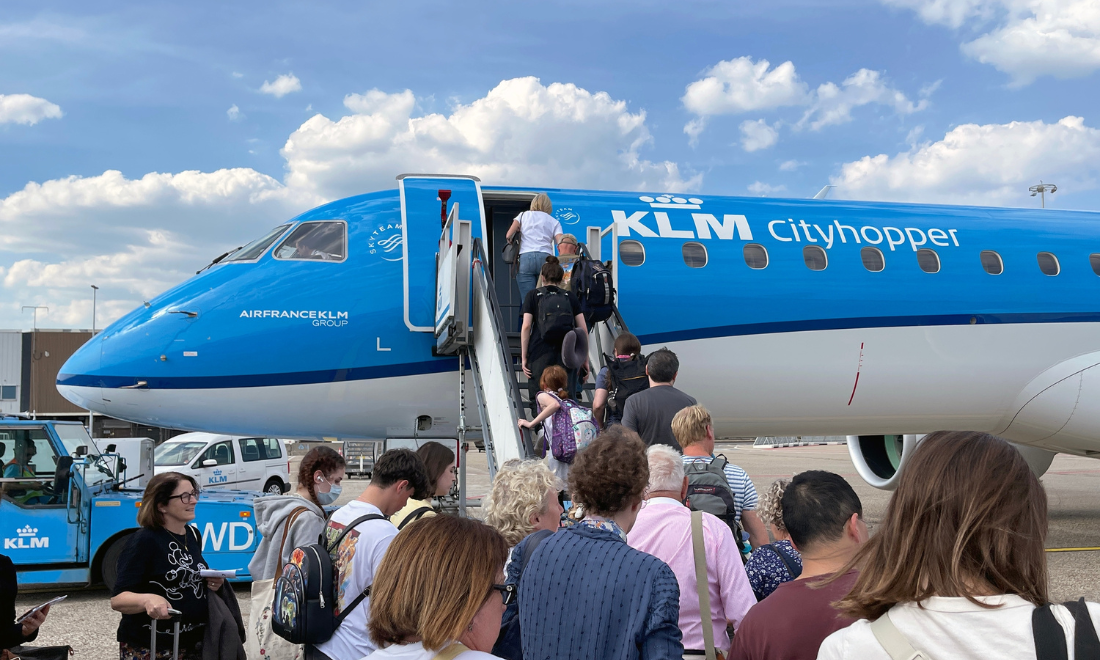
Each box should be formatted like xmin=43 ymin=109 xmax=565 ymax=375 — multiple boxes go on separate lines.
xmin=467 ymin=624 xmax=474 ymax=632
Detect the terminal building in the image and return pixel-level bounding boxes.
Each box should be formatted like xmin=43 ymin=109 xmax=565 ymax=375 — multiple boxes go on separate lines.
xmin=0 ymin=329 xmax=179 ymax=442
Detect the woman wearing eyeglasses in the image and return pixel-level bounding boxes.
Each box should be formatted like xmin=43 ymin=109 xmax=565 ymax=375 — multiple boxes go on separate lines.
xmin=110 ymin=472 xmax=223 ymax=660
xmin=367 ymin=515 xmax=511 ymax=660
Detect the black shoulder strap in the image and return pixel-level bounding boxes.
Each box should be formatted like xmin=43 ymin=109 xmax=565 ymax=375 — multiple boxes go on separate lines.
xmin=762 ymin=544 xmax=801 ymax=578
xmin=1066 ymin=598 xmax=1100 ymax=657
xmin=397 ymin=506 xmax=435 ymax=530
xmin=326 ymin=513 xmax=387 ymax=552
xmin=519 ymin=529 xmax=554 ymax=575
xmin=1034 ymin=604 xmax=1069 ymax=660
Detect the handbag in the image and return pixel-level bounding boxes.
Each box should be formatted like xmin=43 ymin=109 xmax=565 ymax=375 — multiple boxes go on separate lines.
xmin=245 ymin=507 xmax=309 ymax=660
xmin=502 ymin=233 xmax=520 ymax=264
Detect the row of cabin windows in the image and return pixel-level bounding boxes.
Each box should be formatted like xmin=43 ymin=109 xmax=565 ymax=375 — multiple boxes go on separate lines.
xmin=619 ymin=240 xmax=1088 ymax=277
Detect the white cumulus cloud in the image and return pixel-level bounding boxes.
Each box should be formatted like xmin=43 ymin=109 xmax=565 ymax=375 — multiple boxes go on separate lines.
xmin=227 ymin=104 xmax=243 ymax=121
xmin=779 ymin=159 xmax=806 ymax=171
xmin=283 ymin=76 xmax=700 ymax=199
xmin=831 ymin=115 xmax=1100 ymax=205
xmin=883 ymin=0 xmax=1100 ymax=85
xmin=799 ymin=68 xmax=928 ymax=130
xmin=739 ymin=119 xmax=779 ymax=152
xmin=0 ymin=93 xmax=62 ymax=125
xmin=260 ymin=73 xmax=302 ymax=98
xmin=748 ymin=181 xmax=788 ymax=196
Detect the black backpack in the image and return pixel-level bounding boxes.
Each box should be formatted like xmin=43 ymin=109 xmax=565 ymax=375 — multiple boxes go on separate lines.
xmin=571 ymin=259 xmax=614 ymax=325
xmin=534 ymin=287 xmax=575 ymax=343
xmin=604 ymin=354 xmax=649 ymax=420
xmin=491 ymin=529 xmax=554 ymax=660
xmin=271 ymin=513 xmax=385 ymax=644
xmin=683 ymin=455 xmax=749 ymax=563
xmin=1033 ymin=598 xmax=1100 ymax=659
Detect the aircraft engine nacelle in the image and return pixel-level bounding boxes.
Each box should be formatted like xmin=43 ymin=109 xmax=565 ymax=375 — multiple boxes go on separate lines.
xmin=846 ymin=434 xmax=922 ymax=490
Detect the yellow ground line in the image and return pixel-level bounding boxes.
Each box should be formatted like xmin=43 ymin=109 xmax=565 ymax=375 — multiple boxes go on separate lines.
xmin=1046 ymin=547 xmax=1100 ymax=553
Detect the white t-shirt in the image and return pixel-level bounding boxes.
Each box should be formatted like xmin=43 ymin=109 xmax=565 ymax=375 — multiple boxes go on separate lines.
xmin=817 ymin=595 xmax=1100 ymax=660
xmin=315 ymin=500 xmax=398 ymax=660
xmin=516 ymin=211 xmax=562 ymax=255
xmin=362 ymin=641 xmax=500 ymax=660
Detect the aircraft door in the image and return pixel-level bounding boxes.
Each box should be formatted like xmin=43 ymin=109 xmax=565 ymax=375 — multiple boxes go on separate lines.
xmin=397 ymin=175 xmax=486 ymax=332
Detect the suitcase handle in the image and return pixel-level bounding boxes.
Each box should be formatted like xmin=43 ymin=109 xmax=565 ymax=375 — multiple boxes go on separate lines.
xmin=150 ymin=610 xmax=183 ymax=658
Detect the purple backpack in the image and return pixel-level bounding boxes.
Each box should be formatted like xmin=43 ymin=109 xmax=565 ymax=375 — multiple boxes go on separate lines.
xmin=541 ymin=392 xmax=598 ymax=464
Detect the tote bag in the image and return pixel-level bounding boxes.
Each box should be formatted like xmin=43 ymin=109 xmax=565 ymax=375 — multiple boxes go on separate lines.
xmin=246 ymin=507 xmax=309 ymax=660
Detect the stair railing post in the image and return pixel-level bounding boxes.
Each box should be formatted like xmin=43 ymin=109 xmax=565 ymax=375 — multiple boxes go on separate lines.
xmin=457 ymin=346 xmax=468 ymax=517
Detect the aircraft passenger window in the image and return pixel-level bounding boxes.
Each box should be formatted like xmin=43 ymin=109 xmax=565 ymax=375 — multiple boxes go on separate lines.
xmin=227 ymin=224 xmax=292 ymax=261
xmin=1037 ymin=252 xmax=1060 ymax=276
xmin=1091 ymin=254 xmax=1100 ymax=276
xmin=619 ymin=240 xmax=645 ymax=267
xmin=743 ymin=244 xmax=768 ymax=269
xmin=861 ymin=247 xmax=884 ymax=272
xmin=803 ymin=246 xmax=828 ymax=271
xmin=980 ymin=250 xmax=1003 ymax=275
xmin=917 ymin=248 xmax=940 ymax=274
xmin=273 ymin=221 xmax=347 ymax=262
xmin=682 ymin=242 xmax=707 ymax=268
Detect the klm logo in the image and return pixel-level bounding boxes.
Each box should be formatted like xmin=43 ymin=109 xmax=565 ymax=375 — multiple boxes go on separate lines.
xmin=4 ymin=525 xmax=48 ymax=550
xmin=614 ymin=195 xmax=753 ymax=241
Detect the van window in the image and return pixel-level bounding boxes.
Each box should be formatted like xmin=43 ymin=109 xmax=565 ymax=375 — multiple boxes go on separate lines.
xmin=803 ymin=246 xmax=828 ymax=271
xmin=239 ymin=438 xmax=264 ymax=463
xmin=861 ymin=247 xmax=884 ymax=272
xmin=273 ymin=221 xmax=347 ymax=262
xmin=917 ymin=249 xmax=940 ymax=273
xmin=682 ymin=242 xmax=707 ymax=268
xmin=980 ymin=250 xmax=1003 ymax=275
xmin=743 ymin=244 xmax=768 ymax=269
xmin=193 ymin=441 xmax=234 ymax=468
xmin=619 ymin=240 xmax=645 ymax=266
xmin=227 ymin=224 xmax=292 ymax=261
xmin=1037 ymin=252 xmax=1059 ymax=276
xmin=261 ymin=438 xmax=282 ymax=459
xmin=155 ymin=441 xmax=208 ymax=467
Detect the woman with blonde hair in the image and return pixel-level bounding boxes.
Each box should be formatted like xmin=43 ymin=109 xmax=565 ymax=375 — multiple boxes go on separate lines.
xmin=744 ymin=478 xmax=802 ymax=600
xmin=367 ymin=515 xmax=510 ymax=660
xmin=506 ymin=193 xmax=564 ymax=305
xmin=819 ymin=431 xmax=1100 ymax=659
xmin=483 ymin=460 xmax=563 ymax=549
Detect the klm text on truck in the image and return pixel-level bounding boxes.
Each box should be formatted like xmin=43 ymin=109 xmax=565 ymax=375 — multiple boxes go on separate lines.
xmin=0 ymin=421 xmax=259 ymax=590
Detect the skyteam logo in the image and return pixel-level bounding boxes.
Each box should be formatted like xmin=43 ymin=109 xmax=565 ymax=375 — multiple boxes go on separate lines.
xmin=369 ymin=222 xmax=404 ymax=262
xmin=614 ymin=195 xmax=753 ymax=240
xmin=555 ymin=207 xmax=581 ymax=226
xmin=4 ymin=525 xmax=48 ymax=550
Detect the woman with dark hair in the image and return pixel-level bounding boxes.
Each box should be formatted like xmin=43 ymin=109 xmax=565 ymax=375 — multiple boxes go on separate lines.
xmin=110 ymin=472 xmax=224 ymax=659
xmin=516 ymin=426 xmax=683 ymax=659
xmin=246 ymin=444 xmax=346 ymax=658
xmin=368 ymin=515 xmax=510 ymax=659
xmin=520 ymin=256 xmax=588 ymax=405
xmin=819 ymin=431 xmax=1100 ymax=659
xmin=390 ymin=442 xmax=456 ymax=530
xmin=592 ymin=332 xmax=646 ymax=428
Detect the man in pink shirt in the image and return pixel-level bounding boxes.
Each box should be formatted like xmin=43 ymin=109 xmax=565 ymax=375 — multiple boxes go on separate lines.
xmin=628 ymin=445 xmax=756 ymax=658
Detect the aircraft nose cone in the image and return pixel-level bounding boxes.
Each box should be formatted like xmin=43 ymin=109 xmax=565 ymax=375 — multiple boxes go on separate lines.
xmin=57 ymin=333 xmax=104 ymax=410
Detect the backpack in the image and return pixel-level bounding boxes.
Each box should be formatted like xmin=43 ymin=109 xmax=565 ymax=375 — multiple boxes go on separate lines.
xmin=270 ymin=513 xmax=385 ymax=644
xmin=534 ymin=287 xmax=575 ymax=344
xmin=683 ymin=455 xmax=749 ymax=562
xmin=543 ymin=392 xmax=598 ymax=464
xmin=571 ymin=259 xmax=614 ymax=325
xmin=603 ymin=354 xmax=649 ymax=419
xmin=491 ymin=529 xmax=554 ymax=660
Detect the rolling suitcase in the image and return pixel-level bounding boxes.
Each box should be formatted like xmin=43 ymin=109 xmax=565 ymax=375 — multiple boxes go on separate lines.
xmin=150 ymin=609 xmax=182 ymax=659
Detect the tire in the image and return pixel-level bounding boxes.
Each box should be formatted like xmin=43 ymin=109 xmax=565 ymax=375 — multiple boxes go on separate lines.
xmin=100 ymin=533 xmax=133 ymax=591
xmin=263 ymin=477 xmax=285 ymax=494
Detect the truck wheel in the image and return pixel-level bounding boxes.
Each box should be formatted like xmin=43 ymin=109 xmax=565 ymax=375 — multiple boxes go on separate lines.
xmin=264 ymin=477 xmax=285 ymax=494
xmin=100 ymin=533 xmax=132 ymax=591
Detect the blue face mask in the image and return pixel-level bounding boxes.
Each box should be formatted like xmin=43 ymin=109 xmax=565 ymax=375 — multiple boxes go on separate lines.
xmin=316 ymin=479 xmax=341 ymax=505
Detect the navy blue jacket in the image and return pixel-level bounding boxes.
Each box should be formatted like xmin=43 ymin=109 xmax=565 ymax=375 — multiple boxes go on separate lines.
xmin=517 ymin=523 xmax=683 ymax=660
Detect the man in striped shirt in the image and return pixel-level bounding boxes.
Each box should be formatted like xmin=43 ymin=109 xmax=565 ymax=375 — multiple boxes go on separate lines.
xmin=674 ymin=405 xmax=769 ymax=549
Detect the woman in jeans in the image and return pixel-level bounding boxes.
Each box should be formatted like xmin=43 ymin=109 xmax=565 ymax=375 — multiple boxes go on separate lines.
xmin=506 ymin=192 xmax=563 ymax=306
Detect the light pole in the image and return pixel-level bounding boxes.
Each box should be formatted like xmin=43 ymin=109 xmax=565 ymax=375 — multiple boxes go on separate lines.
xmin=1029 ymin=181 xmax=1057 ymax=208
xmin=21 ymin=306 xmax=48 ymax=417
xmin=91 ymin=285 xmax=99 ymax=334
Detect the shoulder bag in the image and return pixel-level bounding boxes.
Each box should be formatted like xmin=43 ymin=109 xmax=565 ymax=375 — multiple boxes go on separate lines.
xmin=246 ymin=506 xmax=309 ymax=660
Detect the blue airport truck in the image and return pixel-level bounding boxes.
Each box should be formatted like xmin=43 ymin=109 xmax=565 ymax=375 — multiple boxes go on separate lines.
xmin=1 ymin=420 xmax=260 ymax=590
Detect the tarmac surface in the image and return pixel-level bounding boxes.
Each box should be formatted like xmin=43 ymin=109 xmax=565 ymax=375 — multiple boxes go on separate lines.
xmin=16 ymin=442 xmax=1100 ymax=657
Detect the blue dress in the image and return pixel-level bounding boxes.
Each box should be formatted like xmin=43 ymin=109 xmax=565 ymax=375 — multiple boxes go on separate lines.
xmin=744 ymin=539 xmax=802 ymax=601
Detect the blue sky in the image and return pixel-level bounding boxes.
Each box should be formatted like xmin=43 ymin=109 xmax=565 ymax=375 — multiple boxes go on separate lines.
xmin=1 ymin=0 xmax=1098 ymax=329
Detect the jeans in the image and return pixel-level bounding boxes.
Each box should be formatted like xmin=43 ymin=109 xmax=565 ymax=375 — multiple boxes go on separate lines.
xmin=517 ymin=251 xmax=552 ymax=306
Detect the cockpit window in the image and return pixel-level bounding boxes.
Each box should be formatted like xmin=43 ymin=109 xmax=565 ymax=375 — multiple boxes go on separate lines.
xmin=227 ymin=224 xmax=293 ymax=261
xmin=273 ymin=221 xmax=347 ymax=262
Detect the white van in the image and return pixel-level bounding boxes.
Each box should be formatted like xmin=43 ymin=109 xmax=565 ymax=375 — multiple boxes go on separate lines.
xmin=154 ymin=433 xmax=290 ymax=494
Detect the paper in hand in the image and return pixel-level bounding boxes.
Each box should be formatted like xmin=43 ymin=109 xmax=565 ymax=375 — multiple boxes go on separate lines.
xmin=199 ymin=569 xmax=237 ymax=579
xmin=16 ymin=595 xmax=66 ymax=624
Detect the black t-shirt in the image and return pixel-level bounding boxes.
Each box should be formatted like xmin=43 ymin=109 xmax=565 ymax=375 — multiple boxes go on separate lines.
xmin=1 ymin=554 xmax=36 ymax=650
xmin=522 ymin=286 xmax=582 ymax=362
xmin=112 ymin=527 xmax=209 ymax=649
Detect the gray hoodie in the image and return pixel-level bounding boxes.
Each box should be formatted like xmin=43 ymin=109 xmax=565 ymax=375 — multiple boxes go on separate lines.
xmin=247 ymin=494 xmax=327 ymax=581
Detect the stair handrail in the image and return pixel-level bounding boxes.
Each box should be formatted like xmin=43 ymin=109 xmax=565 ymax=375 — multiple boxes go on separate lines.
xmin=469 ymin=238 xmax=535 ymax=459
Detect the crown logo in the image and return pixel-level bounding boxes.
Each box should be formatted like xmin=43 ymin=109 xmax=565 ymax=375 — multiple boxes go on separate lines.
xmin=17 ymin=526 xmax=37 ymax=537
xmin=639 ymin=195 xmax=704 ymax=210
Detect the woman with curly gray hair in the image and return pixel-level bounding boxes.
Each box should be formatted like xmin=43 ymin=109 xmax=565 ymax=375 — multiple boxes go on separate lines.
xmin=744 ymin=478 xmax=803 ymax=600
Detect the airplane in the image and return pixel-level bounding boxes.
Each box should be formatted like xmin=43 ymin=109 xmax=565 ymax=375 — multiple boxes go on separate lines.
xmin=57 ymin=174 xmax=1100 ymax=490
